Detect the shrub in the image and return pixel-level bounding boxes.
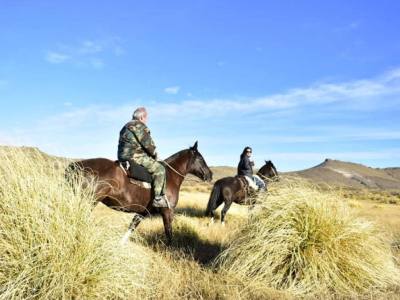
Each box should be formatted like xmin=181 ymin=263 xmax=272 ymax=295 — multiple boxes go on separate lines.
xmin=216 ymin=179 xmax=400 ymax=297
xmin=0 ymin=148 xmax=152 ymax=299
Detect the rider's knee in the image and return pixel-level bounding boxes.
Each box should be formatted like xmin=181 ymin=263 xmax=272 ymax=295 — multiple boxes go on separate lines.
xmin=153 ymin=163 xmax=166 ymax=177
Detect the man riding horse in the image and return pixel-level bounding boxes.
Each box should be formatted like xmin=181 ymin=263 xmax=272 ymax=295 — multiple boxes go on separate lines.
xmin=117 ymin=107 xmax=169 ymax=208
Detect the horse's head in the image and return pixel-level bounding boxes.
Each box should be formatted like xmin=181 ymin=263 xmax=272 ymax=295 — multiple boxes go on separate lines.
xmin=187 ymin=141 xmax=213 ymax=182
xmin=258 ymin=160 xmax=279 ymax=181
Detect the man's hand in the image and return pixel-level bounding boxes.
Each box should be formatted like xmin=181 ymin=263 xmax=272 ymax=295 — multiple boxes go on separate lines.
xmin=153 ymin=151 xmax=158 ymax=160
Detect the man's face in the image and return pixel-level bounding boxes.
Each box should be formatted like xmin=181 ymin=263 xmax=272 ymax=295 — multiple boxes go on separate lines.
xmin=140 ymin=113 xmax=148 ymax=124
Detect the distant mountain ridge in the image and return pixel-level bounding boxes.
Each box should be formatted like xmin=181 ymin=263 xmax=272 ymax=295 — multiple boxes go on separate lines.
xmin=290 ymin=159 xmax=400 ymax=189
xmin=209 ymin=159 xmax=400 ymax=190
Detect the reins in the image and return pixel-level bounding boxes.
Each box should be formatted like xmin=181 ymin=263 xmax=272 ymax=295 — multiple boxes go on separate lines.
xmin=162 ymin=160 xmax=185 ymax=179
xmin=257 ymin=172 xmax=279 ymax=182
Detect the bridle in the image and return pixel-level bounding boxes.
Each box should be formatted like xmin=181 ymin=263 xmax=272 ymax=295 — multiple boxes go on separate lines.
xmin=162 ymin=149 xmax=209 ymax=181
xmin=257 ymin=170 xmax=279 ymax=182
xmin=162 ymin=160 xmax=185 ymax=179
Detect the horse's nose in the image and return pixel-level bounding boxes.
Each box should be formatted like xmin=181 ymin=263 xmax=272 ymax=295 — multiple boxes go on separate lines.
xmin=203 ymin=171 xmax=212 ymax=182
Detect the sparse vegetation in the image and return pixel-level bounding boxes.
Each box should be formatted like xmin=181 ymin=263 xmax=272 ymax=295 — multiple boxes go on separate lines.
xmin=341 ymin=188 xmax=400 ymax=205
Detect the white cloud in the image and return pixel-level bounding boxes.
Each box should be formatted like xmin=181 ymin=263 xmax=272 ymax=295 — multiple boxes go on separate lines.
xmin=159 ymin=68 xmax=400 ymax=117
xmin=46 ymin=51 xmax=70 ymax=64
xmin=45 ymin=37 xmax=124 ymax=68
xmin=4 ymin=68 xmax=400 ymax=169
xmin=269 ymin=149 xmax=400 ymax=162
xmin=245 ymin=131 xmax=400 ymax=144
xmin=25 ymin=67 xmax=400 ymax=128
xmin=90 ymin=58 xmax=105 ymax=69
xmin=164 ymin=86 xmax=180 ymax=94
xmin=78 ymin=40 xmax=103 ymax=54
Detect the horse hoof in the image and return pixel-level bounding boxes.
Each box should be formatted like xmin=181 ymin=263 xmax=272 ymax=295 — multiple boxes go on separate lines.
xmin=221 ymin=221 xmax=225 ymax=226
xmin=210 ymin=217 xmax=214 ymax=224
xmin=120 ymin=229 xmax=132 ymax=245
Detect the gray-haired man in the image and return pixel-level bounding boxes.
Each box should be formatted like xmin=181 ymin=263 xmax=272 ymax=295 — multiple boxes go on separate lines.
xmin=117 ymin=107 xmax=169 ymax=208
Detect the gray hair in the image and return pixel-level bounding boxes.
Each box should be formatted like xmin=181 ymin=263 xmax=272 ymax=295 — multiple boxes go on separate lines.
xmin=132 ymin=107 xmax=147 ymax=120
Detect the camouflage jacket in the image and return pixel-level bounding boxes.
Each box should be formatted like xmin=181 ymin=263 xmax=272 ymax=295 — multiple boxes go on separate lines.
xmin=117 ymin=119 xmax=156 ymax=161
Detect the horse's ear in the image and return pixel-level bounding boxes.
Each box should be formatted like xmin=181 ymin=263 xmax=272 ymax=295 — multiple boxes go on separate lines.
xmin=265 ymin=160 xmax=268 ymax=164
xmin=192 ymin=141 xmax=198 ymax=150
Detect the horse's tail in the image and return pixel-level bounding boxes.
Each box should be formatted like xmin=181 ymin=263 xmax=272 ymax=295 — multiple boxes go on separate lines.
xmin=65 ymin=162 xmax=75 ymax=180
xmin=206 ymin=183 xmax=221 ymax=216
xmin=64 ymin=161 xmax=85 ymax=191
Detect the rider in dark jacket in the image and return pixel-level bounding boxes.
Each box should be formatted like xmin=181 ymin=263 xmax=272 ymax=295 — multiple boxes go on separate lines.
xmin=237 ymin=146 xmax=266 ymax=191
xmin=237 ymin=147 xmax=254 ymax=177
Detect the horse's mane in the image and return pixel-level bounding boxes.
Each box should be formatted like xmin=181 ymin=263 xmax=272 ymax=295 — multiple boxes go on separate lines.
xmin=259 ymin=160 xmax=277 ymax=173
xmin=165 ymin=149 xmax=189 ymax=164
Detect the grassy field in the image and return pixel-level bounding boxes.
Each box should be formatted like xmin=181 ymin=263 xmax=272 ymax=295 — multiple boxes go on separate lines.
xmin=94 ymin=184 xmax=400 ymax=299
xmin=1 ymin=147 xmax=400 ymax=299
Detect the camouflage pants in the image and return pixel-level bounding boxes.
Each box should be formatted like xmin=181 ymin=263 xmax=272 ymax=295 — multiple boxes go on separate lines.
xmin=132 ymin=154 xmax=166 ymax=196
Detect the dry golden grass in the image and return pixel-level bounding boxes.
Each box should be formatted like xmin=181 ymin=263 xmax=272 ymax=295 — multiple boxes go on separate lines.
xmin=0 ymin=148 xmax=155 ymax=299
xmin=93 ymin=191 xmax=287 ymax=299
xmin=216 ymin=179 xmax=400 ymax=298
xmin=341 ymin=188 xmax=400 ymax=205
xmin=2 ymin=147 xmax=400 ymax=299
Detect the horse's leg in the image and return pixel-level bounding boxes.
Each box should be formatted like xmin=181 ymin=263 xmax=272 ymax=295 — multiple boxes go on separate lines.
xmin=210 ymin=196 xmax=224 ymax=224
xmin=161 ymin=209 xmax=173 ymax=244
xmin=221 ymin=199 xmax=232 ymax=225
xmin=209 ymin=210 xmax=215 ymax=224
xmin=120 ymin=214 xmax=144 ymax=244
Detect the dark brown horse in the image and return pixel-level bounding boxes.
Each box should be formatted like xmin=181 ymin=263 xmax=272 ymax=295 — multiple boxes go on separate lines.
xmin=67 ymin=141 xmax=212 ymax=243
xmin=205 ymin=160 xmax=278 ymax=224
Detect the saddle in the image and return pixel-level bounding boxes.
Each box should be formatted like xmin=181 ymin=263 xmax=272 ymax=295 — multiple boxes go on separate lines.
xmin=118 ymin=161 xmax=152 ymax=189
xmin=236 ymin=175 xmax=258 ymax=205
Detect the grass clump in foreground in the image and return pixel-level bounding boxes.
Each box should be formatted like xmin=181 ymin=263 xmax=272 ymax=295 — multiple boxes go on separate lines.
xmin=0 ymin=147 xmax=287 ymax=300
xmin=216 ymin=179 xmax=400 ymax=297
xmin=0 ymin=148 xmax=153 ymax=299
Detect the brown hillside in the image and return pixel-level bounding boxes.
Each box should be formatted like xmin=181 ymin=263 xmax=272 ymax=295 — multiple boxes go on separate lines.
xmin=290 ymin=159 xmax=400 ymax=189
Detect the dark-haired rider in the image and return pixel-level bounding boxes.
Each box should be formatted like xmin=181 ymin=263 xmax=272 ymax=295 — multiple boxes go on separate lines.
xmin=237 ymin=146 xmax=266 ymax=191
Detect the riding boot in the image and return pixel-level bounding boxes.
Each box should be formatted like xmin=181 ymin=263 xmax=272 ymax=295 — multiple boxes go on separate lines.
xmin=153 ymin=194 xmax=170 ymax=208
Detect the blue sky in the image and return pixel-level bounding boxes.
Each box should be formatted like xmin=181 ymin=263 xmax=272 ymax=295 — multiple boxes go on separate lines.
xmin=1 ymin=1 xmax=400 ymax=171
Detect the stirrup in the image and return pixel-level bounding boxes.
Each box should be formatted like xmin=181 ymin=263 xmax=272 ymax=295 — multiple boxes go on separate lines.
xmin=152 ymin=195 xmax=170 ymax=208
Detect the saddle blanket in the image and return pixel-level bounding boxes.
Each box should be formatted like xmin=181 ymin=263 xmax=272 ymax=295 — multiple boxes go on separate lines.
xmin=118 ymin=162 xmax=152 ymax=189
xmin=244 ymin=176 xmax=259 ymax=191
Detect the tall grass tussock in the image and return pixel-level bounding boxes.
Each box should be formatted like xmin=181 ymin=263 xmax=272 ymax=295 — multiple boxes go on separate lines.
xmin=0 ymin=148 xmax=153 ymax=299
xmin=216 ymin=179 xmax=400 ymax=297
